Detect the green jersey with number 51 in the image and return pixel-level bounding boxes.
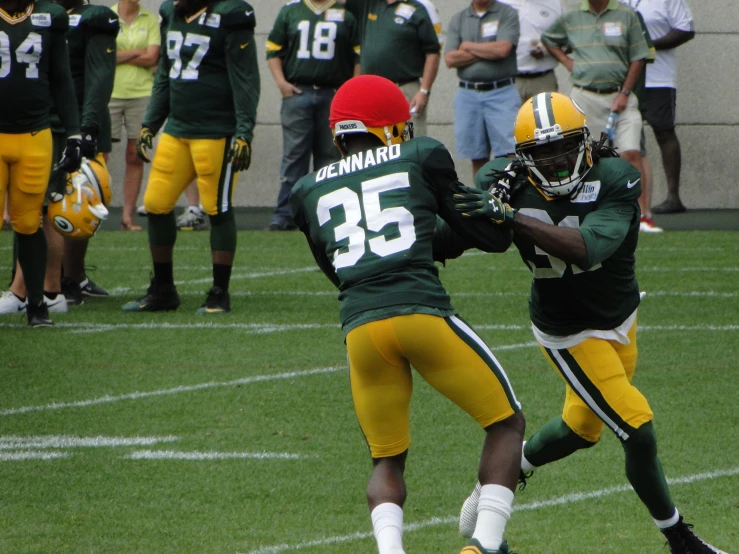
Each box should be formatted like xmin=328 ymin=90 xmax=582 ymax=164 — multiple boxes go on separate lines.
xmin=291 ymin=136 xmax=512 ymax=333
xmin=143 ymin=0 xmax=260 ymax=141
xmin=476 ymin=156 xmax=642 ymax=336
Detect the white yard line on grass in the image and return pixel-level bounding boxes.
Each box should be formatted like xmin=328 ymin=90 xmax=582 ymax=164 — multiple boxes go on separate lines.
xmin=0 ymin=451 xmax=71 ymax=461
xmin=0 ymin=435 xmax=178 ymax=449
xmin=244 ymin=467 xmax=739 ymax=554
xmin=127 ymin=450 xmax=309 ymax=461
xmin=0 ymin=366 xmax=345 ymax=417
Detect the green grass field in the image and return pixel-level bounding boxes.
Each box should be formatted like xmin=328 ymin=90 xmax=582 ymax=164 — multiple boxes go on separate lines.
xmin=0 ymin=229 xmax=737 ymax=554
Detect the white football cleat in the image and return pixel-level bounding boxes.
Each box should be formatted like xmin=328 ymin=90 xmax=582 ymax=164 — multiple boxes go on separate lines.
xmin=0 ymin=290 xmax=27 ymax=314
xmin=459 ymin=481 xmax=481 ymax=538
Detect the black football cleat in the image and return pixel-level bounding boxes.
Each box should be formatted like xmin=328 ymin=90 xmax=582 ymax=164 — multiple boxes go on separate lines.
xmin=27 ymin=302 xmax=53 ymax=327
xmin=196 ymin=286 xmax=230 ymax=314
xmin=61 ymin=276 xmax=84 ymax=306
xmin=661 ymin=516 xmax=727 ymax=554
xmin=122 ymin=278 xmax=180 ymax=312
xmin=80 ymin=276 xmax=109 ymax=297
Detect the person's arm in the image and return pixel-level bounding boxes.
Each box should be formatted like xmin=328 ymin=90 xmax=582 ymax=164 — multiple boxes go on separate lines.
xmin=611 ymin=59 xmax=645 ymax=113
xmin=511 ymin=213 xmax=588 ymax=267
xmin=652 ymin=28 xmax=694 ymax=50
xmin=443 ymin=13 xmax=477 ymax=68
xmin=127 ymin=45 xmax=160 ymax=68
xmin=225 ymin=26 xmax=260 ymax=144
xmin=267 ymin=57 xmax=302 ymax=97
xmin=410 ymin=53 xmax=439 ymax=115
xmin=81 ymin=31 xmax=117 ymax=144
xmin=117 ymin=48 xmax=144 ymax=64
xmin=142 ymin=42 xmax=170 ymax=134
xmin=49 ymin=30 xmax=81 ymax=137
xmin=541 ymin=15 xmax=572 ymax=71
xmin=460 ymin=40 xmax=514 ymax=60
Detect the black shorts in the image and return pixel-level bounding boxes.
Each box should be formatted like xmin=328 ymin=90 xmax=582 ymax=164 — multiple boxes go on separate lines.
xmin=640 ymin=87 xmax=676 ymax=133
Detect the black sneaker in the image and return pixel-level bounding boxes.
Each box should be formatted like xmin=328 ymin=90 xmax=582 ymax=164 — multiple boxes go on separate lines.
xmin=80 ymin=277 xmax=109 ymax=297
xmin=661 ymin=516 xmax=727 ymax=553
xmin=61 ymin=276 xmax=84 ymax=306
xmin=195 ymin=286 xmax=230 ymax=314
xmin=122 ymin=278 xmax=180 ymax=312
xmin=27 ymin=301 xmax=53 ymax=327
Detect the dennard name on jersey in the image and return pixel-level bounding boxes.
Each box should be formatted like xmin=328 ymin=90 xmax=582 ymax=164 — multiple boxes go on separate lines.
xmin=315 ymin=144 xmax=402 ymax=182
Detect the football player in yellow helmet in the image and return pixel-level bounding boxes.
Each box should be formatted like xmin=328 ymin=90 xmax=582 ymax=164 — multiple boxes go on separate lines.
xmin=48 ymin=158 xmax=111 ymax=240
xmin=513 ymin=91 xmax=593 ymax=198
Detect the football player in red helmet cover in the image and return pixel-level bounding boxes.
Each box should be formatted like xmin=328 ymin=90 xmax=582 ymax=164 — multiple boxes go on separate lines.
xmin=290 ymin=75 xmax=526 ymax=554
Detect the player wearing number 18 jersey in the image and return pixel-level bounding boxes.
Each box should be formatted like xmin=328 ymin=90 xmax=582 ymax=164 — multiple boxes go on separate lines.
xmin=123 ymin=0 xmax=260 ymax=314
xmin=265 ymin=0 xmax=360 ymax=231
xmin=0 ymin=0 xmax=82 ymax=326
xmin=290 ymin=75 xmax=525 ymax=554
xmin=449 ymin=92 xmax=726 ymax=553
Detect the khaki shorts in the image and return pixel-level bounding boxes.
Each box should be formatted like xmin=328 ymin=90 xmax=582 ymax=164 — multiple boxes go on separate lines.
xmin=570 ymin=86 xmax=642 ymax=153
xmin=109 ymin=96 xmax=150 ymax=142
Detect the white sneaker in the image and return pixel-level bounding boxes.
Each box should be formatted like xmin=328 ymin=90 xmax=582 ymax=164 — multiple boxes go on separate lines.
xmin=640 ymin=216 xmax=664 ymax=233
xmin=176 ymin=207 xmax=208 ymax=231
xmin=45 ymin=294 xmax=68 ymax=313
xmin=0 ymin=290 xmax=27 ymax=314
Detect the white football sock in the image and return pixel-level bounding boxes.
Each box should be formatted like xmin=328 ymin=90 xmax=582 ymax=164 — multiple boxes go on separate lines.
xmin=473 ymin=484 xmax=514 ymax=551
xmin=521 ymin=441 xmax=537 ymax=472
xmin=654 ymin=508 xmax=680 ymax=529
xmin=371 ymin=503 xmax=405 ymax=554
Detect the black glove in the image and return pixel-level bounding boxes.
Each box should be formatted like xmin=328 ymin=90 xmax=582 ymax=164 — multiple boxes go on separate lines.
xmin=228 ymin=137 xmax=251 ymax=172
xmin=56 ymin=135 xmax=82 ymax=173
xmin=80 ymin=128 xmax=97 ymax=160
xmin=453 ymin=184 xmax=517 ymax=226
xmin=136 ymin=127 xmax=154 ymax=162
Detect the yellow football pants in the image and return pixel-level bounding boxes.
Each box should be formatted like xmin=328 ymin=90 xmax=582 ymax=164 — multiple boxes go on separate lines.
xmin=144 ymin=133 xmax=235 ymax=216
xmin=346 ymin=313 xmax=521 ymax=458
xmin=539 ymin=319 xmax=653 ymax=443
xmin=0 ymin=129 xmax=52 ymax=234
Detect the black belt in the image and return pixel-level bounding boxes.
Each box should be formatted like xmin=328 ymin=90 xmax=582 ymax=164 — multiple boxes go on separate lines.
xmin=578 ymin=85 xmax=620 ymax=94
xmin=516 ymin=69 xmax=554 ymax=79
xmin=458 ymin=77 xmax=514 ymax=91
xmin=295 ymin=83 xmax=338 ymax=90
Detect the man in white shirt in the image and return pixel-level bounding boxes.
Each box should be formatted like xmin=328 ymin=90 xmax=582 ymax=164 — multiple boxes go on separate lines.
xmin=501 ymin=0 xmax=562 ymax=102
xmin=628 ymin=0 xmax=694 ymax=214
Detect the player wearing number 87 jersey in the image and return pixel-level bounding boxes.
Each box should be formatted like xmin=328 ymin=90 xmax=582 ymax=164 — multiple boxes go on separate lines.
xmin=123 ymin=0 xmax=260 ymax=315
xmin=0 ymin=0 xmax=81 ymax=326
xmin=290 ymin=75 xmax=525 ymax=554
xmin=445 ymin=92 xmax=727 ymax=553
xmin=264 ymin=0 xmax=360 ymax=231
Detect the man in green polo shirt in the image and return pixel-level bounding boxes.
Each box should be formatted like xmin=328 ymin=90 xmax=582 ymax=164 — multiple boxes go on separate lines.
xmin=542 ymin=0 xmax=650 ymax=224
xmin=338 ymin=0 xmax=441 ymax=137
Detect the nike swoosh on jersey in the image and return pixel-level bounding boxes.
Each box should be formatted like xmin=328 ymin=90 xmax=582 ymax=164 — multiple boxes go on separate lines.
xmin=627 ymin=178 xmax=640 ymax=189
xmin=109 ymin=17 xmax=117 ymax=23
xmin=240 ymin=42 xmax=249 ymax=49
xmin=245 ymin=10 xmax=253 ymax=16
xmin=106 ymin=49 xmax=113 ymax=53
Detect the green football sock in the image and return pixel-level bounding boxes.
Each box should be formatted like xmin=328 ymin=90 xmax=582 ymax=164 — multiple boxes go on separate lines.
xmin=622 ymin=421 xmax=675 ymax=520
xmin=209 ymin=211 xmax=236 ymax=252
xmin=147 ymin=212 xmax=177 ymax=247
xmin=524 ymin=416 xmax=597 ymax=467
xmin=16 ymin=229 xmax=47 ymax=306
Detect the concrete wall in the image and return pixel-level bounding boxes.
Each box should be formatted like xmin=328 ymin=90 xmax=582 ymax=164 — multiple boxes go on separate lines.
xmin=103 ymin=0 xmax=739 ymax=210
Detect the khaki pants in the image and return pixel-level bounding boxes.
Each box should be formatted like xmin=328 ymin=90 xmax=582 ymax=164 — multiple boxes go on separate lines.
xmin=570 ymin=87 xmax=642 ymax=153
xmin=516 ymin=71 xmax=559 ymax=103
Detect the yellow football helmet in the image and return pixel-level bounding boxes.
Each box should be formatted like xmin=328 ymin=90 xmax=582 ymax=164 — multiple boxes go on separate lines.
xmin=514 ymin=92 xmax=593 ymax=198
xmin=48 ymin=158 xmax=111 ymax=239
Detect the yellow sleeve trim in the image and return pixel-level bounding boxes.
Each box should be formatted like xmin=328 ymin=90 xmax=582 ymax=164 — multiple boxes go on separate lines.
xmin=265 ymin=40 xmax=283 ymax=52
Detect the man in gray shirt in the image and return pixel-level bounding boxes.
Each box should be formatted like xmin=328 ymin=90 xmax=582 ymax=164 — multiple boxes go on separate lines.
xmin=445 ymin=0 xmax=520 ymax=177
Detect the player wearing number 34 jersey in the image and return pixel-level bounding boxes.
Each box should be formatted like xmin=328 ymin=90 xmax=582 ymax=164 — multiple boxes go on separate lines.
xmin=122 ymin=0 xmax=260 ymax=315
xmin=290 ymin=75 xmax=525 ymax=554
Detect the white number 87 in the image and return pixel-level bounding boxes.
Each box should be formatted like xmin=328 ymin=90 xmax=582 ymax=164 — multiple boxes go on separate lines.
xmin=317 ymin=172 xmax=417 ymax=270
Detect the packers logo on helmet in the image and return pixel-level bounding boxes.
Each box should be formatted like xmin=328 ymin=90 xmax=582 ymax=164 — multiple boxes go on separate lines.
xmin=329 ymin=75 xmax=414 ymax=156
xmin=514 ymin=92 xmax=593 ymax=198
xmin=48 ymin=158 xmax=111 ymax=240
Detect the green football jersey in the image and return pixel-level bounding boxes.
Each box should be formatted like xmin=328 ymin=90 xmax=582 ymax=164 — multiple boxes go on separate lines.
xmin=475 ymin=157 xmax=642 ymax=336
xmin=0 ymin=1 xmax=79 ymax=135
xmin=50 ymin=4 xmax=118 ymax=151
xmin=144 ymin=0 xmax=260 ymax=141
xmin=266 ymin=0 xmax=359 ymax=88
xmin=343 ymin=0 xmax=440 ymax=83
xmin=290 ymin=136 xmax=512 ymax=333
